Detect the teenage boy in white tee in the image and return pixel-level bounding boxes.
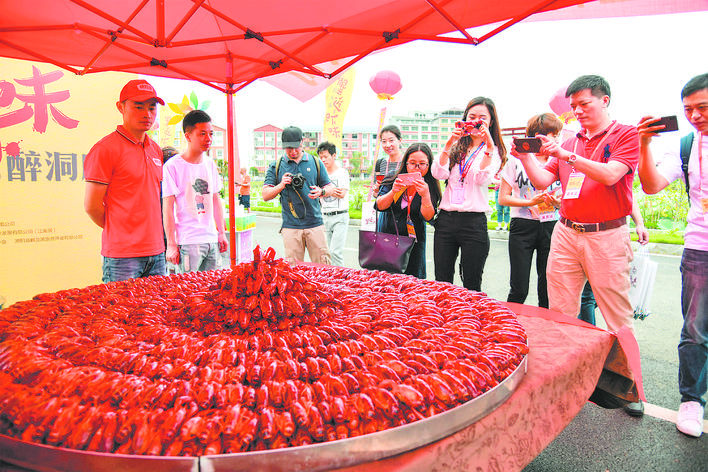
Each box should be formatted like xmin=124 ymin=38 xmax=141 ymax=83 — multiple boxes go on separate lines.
xmin=318 ymin=141 xmax=350 ymax=266
xmin=162 ymin=110 xmax=227 ymax=272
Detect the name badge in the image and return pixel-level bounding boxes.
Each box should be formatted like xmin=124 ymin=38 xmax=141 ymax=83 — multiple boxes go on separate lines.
xmin=451 ymin=186 xmax=465 ymax=204
xmin=537 ymin=201 xmax=556 ymax=222
xmin=406 ymin=216 xmax=416 ymax=239
xmin=563 ymin=171 xmax=585 ymax=200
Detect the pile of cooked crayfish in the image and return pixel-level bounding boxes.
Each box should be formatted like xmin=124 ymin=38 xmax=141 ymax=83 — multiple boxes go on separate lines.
xmin=0 ymin=246 xmax=527 ymax=456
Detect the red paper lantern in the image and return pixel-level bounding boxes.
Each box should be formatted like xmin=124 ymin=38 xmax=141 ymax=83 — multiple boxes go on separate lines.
xmin=549 ymin=87 xmax=570 ymax=116
xmin=549 ymin=86 xmax=577 ymax=124
xmin=369 ymin=70 xmax=402 ymax=100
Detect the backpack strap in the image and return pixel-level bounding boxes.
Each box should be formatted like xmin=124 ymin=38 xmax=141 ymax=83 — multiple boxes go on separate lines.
xmin=276 ymin=154 xmax=321 ymax=182
xmin=680 ymin=133 xmax=694 ymax=204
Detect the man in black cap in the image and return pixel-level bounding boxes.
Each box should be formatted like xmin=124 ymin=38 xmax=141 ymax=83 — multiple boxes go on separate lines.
xmin=262 ymin=126 xmax=334 ymax=264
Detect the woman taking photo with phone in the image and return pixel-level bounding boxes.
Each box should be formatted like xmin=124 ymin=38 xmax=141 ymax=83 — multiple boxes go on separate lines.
xmin=376 ymin=143 xmax=442 ymax=279
xmin=499 ymin=112 xmax=563 ymax=308
xmin=431 ymin=97 xmax=506 ymax=292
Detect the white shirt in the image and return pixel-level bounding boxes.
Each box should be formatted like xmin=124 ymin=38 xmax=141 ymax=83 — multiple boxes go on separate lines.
xmin=501 ymin=155 xmax=560 ymax=221
xmin=162 ymin=155 xmax=223 ymax=245
xmin=321 ymin=166 xmax=350 ymax=214
xmin=656 ymin=131 xmax=708 ymax=251
xmin=432 ymin=147 xmax=501 ymax=213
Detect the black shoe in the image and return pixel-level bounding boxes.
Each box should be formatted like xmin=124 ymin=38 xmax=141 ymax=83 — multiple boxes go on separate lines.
xmin=624 ymin=400 xmax=644 ymax=417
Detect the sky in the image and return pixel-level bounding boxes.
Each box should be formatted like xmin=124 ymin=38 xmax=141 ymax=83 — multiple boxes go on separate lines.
xmin=147 ymin=10 xmax=708 ymax=165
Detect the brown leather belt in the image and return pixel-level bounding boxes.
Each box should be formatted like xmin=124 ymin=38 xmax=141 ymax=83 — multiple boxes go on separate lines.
xmin=559 ymin=216 xmax=627 ymax=233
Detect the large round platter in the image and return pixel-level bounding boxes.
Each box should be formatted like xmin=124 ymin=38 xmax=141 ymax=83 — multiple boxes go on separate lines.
xmin=0 ymin=358 xmax=524 ymax=472
xmin=0 ymin=251 xmax=528 ymax=471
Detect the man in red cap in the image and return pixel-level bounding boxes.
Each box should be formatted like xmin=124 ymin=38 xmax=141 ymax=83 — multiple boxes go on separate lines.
xmin=84 ymin=79 xmax=167 ymax=282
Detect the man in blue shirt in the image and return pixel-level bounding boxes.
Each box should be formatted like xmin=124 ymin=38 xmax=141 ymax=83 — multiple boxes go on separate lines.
xmin=262 ymin=126 xmax=334 ymax=264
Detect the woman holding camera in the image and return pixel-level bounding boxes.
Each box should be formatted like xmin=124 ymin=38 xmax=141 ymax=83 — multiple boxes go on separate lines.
xmin=375 ymin=143 xmax=442 ymax=279
xmin=431 ymin=97 xmax=506 ymax=292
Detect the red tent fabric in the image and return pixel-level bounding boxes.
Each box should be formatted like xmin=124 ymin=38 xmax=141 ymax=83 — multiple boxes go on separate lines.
xmin=0 ymin=0 xmax=595 ymax=93
xmin=1 ymin=0 xmax=703 ymax=266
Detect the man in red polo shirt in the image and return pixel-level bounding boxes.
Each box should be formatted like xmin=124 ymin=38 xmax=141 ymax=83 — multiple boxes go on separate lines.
xmin=84 ymin=79 xmax=166 ymax=282
xmin=514 ymin=75 xmax=642 ymax=415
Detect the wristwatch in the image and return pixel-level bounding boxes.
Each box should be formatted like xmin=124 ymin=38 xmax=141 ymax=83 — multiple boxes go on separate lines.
xmin=321 ymin=186 xmax=326 ymax=197
xmin=568 ymin=153 xmax=578 ymax=165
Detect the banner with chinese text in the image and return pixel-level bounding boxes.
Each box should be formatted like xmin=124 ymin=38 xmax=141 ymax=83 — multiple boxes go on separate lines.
xmin=0 ymin=58 xmax=135 ymax=306
xmin=322 ymin=68 xmax=356 ymax=152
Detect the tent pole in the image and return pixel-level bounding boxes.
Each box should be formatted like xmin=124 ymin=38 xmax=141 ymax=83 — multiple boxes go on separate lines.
xmin=226 ymin=89 xmax=237 ymax=269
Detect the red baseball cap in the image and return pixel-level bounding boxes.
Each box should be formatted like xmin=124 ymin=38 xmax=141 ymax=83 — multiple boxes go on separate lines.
xmin=119 ymin=79 xmax=165 ymax=105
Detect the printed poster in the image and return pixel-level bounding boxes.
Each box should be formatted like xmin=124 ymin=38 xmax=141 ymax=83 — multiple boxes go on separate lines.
xmin=0 ymin=58 xmax=136 ymax=306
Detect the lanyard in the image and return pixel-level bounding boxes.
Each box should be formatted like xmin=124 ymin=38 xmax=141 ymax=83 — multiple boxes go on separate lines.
xmin=459 ymin=142 xmax=485 ymax=182
xmin=699 ymin=133 xmax=705 ymax=194
xmin=572 ymin=121 xmax=620 ymax=163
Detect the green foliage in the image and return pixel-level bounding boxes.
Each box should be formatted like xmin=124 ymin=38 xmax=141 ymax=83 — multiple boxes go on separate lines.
xmin=238 ymin=178 xmax=689 ymax=245
xmin=635 ymin=178 xmax=689 ymax=230
xmin=249 ymin=166 xmax=259 ymax=178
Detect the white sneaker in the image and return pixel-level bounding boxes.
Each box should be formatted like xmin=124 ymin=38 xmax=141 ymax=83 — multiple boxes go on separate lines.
xmin=676 ymin=401 xmax=704 ymax=437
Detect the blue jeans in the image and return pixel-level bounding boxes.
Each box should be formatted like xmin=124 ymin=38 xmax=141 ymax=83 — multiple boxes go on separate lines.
xmin=102 ymin=253 xmax=166 ymax=283
xmin=495 ymin=189 xmax=510 ymax=224
xmin=679 ymin=248 xmax=708 ymax=406
xmin=179 ymin=243 xmax=220 ymax=272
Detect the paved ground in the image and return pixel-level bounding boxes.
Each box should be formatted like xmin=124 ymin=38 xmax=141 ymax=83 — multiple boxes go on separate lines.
xmin=238 ymin=214 xmax=708 ymax=471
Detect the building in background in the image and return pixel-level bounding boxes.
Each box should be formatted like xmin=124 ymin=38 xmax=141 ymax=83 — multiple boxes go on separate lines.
xmin=389 ymin=108 xmax=463 ymax=152
xmin=250 ymin=109 xmax=525 ymax=177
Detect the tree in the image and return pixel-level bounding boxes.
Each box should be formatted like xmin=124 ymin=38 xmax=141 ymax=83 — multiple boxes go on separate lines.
xmin=249 ymin=166 xmax=259 ymax=178
xmin=349 ymin=151 xmax=364 ymax=178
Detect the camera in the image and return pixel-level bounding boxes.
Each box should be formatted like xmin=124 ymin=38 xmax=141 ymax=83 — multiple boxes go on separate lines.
xmin=455 ymin=120 xmax=483 ymax=135
xmin=289 ymin=173 xmax=305 ymax=189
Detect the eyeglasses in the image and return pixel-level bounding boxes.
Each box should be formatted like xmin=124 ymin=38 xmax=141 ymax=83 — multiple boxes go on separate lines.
xmin=407 ymin=162 xmax=429 ymax=169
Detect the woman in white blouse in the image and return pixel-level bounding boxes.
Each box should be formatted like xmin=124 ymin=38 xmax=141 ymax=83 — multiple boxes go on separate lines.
xmin=431 ymin=97 xmax=507 ymax=292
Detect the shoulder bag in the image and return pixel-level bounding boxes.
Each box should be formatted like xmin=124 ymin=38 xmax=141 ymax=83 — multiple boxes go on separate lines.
xmin=358 ymin=208 xmax=415 ymax=274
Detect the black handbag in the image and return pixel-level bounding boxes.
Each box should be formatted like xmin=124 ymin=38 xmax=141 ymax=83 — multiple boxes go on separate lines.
xmin=358 ymin=209 xmax=416 ymax=274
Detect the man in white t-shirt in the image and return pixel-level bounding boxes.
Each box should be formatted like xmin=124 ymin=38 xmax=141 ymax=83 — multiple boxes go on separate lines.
xmin=637 ymin=73 xmax=708 ymax=437
xmin=318 ymin=142 xmax=350 ymax=266
xmin=162 ymin=110 xmax=228 ymax=272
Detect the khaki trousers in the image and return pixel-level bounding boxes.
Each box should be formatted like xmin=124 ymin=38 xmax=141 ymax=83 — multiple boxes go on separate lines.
xmin=281 ymin=225 xmax=331 ymax=265
xmin=546 ymin=223 xmax=634 ymax=334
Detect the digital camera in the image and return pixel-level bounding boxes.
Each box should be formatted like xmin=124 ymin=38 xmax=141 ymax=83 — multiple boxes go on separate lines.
xmin=455 ymin=120 xmax=483 ymax=135
xmin=289 ymin=173 xmax=306 ymax=189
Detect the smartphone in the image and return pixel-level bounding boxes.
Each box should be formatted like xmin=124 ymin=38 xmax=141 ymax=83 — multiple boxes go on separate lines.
xmin=397 ymin=173 xmax=420 ymax=186
xmin=651 ymin=115 xmax=679 ymax=133
xmin=513 ymin=137 xmax=542 ymax=154
xmin=455 ymin=120 xmax=483 ymax=135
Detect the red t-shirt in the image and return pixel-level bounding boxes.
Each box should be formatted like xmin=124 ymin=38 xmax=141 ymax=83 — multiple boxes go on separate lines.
xmin=544 ymin=121 xmax=638 ymax=223
xmin=84 ymin=126 xmax=165 ymax=258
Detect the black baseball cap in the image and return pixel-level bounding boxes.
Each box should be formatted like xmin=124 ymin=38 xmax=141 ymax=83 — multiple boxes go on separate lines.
xmin=282 ymin=126 xmax=303 ymax=148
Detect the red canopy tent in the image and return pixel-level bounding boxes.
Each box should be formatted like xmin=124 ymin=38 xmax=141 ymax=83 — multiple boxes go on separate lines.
xmin=0 ymin=0 xmax=702 ymax=266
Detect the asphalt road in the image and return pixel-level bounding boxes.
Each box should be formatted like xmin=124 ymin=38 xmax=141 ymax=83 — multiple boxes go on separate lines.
xmin=239 ymin=214 xmax=708 ymax=471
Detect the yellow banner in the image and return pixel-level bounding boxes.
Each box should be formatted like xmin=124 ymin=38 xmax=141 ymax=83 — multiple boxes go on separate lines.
xmin=323 ymin=68 xmax=356 ymax=151
xmin=0 ymin=58 xmax=136 ymax=306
